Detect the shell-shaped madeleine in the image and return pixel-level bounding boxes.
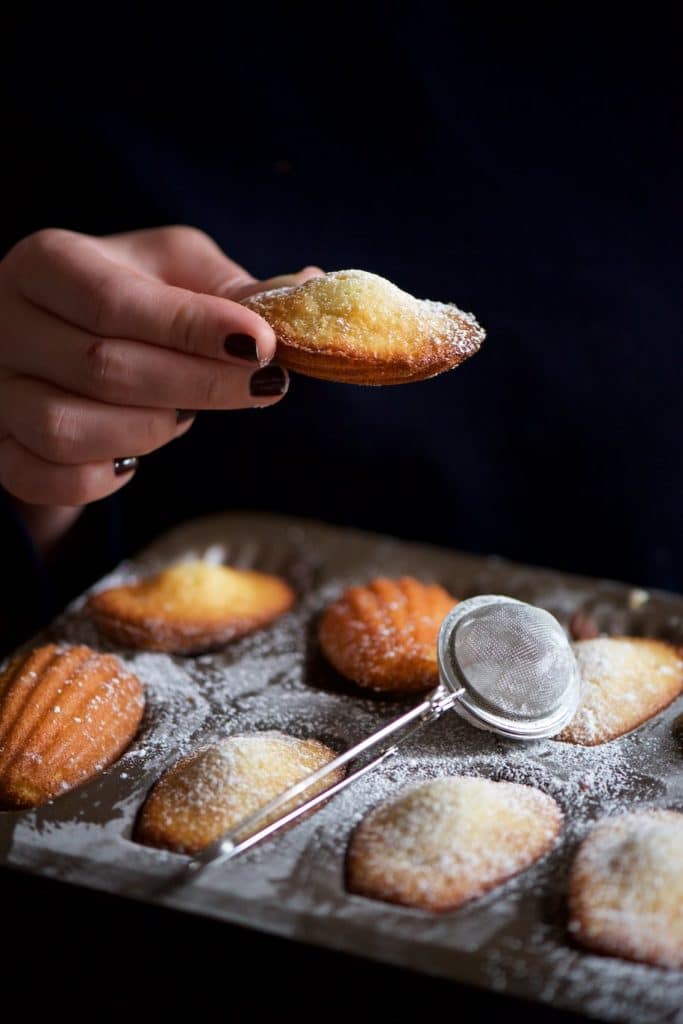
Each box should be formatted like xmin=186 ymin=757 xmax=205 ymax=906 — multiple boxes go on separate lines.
xmin=318 ymin=577 xmax=458 ymax=692
xmin=0 ymin=644 xmax=144 ymax=809
xmin=135 ymin=731 xmax=343 ymax=855
xmin=347 ymin=776 xmax=562 ymax=912
xmin=88 ymin=560 xmax=295 ymax=653
xmin=241 ymin=269 xmax=485 ymax=385
xmin=568 ymin=810 xmax=683 ymax=968
xmin=558 ymin=637 xmax=683 ymax=746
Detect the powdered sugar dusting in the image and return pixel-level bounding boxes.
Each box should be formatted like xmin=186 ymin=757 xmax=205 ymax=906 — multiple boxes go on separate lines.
xmin=242 ymin=269 xmax=485 ymax=366
xmin=2 ymin=513 xmax=682 ymax=1023
xmin=569 ymin=810 xmax=683 ymax=969
xmin=347 ymin=776 xmax=562 ymax=911
xmin=319 ymin=577 xmax=457 ymax=691
xmin=136 ymin=731 xmax=340 ymax=855
xmin=560 ymin=637 xmax=683 ymax=745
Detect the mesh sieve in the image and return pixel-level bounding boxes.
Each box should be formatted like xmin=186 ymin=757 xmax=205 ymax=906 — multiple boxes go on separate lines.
xmin=438 ymin=596 xmax=582 ymax=739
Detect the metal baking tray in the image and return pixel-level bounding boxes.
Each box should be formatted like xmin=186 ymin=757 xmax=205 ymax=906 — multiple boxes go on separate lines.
xmin=1 ymin=513 xmax=682 ymax=1022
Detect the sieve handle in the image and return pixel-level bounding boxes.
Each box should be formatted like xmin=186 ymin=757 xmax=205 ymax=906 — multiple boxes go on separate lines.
xmin=186 ymin=686 xmax=461 ymax=874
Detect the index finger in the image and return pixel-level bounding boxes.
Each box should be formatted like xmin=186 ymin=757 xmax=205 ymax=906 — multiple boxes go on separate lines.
xmin=8 ymin=230 xmax=277 ymax=364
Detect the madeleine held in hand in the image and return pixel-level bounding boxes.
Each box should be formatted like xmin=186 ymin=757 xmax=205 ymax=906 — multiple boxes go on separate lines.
xmin=242 ymin=269 xmax=485 ymax=384
xmin=0 ymin=226 xmax=320 ymax=547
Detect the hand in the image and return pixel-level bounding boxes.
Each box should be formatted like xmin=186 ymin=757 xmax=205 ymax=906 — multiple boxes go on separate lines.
xmin=0 ymin=226 xmax=321 ymax=544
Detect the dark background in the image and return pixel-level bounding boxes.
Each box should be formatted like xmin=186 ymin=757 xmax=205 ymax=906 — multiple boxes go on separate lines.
xmin=1 ymin=4 xmax=680 ymax=1016
xmin=4 ymin=4 xmax=681 ymax=594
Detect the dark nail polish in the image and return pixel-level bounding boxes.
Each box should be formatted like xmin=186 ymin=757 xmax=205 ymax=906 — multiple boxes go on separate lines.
xmin=176 ymin=409 xmax=197 ymax=424
xmin=224 ymin=334 xmax=259 ymax=362
xmin=113 ymin=456 xmax=139 ymax=476
xmin=250 ymin=365 xmax=288 ymax=398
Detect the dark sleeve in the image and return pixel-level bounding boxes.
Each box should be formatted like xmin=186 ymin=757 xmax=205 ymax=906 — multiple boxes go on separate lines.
xmin=0 ymin=490 xmax=124 ymax=657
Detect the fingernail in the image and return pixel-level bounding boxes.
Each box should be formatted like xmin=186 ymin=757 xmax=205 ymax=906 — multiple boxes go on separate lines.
xmin=250 ymin=365 xmax=288 ymax=398
xmin=113 ymin=456 xmax=139 ymax=476
xmin=224 ymin=334 xmax=260 ymax=362
xmin=176 ymin=409 xmax=197 ymax=424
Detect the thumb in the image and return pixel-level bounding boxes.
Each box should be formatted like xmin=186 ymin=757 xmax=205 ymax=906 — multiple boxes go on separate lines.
xmin=228 ymin=266 xmax=325 ymax=301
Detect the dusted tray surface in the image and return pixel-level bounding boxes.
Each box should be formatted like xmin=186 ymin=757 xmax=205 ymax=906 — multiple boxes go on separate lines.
xmin=1 ymin=514 xmax=682 ymax=1023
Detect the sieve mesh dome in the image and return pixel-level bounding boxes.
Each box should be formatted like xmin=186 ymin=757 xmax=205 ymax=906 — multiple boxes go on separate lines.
xmin=438 ymin=596 xmax=581 ymax=739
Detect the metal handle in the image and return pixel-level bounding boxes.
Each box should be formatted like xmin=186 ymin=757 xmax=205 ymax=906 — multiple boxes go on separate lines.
xmin=185 ymin=686 xmax=461 ymax=876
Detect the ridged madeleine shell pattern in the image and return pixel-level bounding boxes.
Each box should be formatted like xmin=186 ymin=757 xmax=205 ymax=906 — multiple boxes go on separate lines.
xmin=318 ymin=577 xmax=458 ymax=692
xmin=0 ymin=644 xmax=145 ymax=809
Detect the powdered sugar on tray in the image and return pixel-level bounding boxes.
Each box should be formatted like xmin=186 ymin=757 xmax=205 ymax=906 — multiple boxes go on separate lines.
xmin=1 ymin=513 xmax=682 ymax=1024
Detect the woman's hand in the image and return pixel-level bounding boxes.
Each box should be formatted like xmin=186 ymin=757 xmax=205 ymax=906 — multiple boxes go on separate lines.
xmin=0 ymin=226 xmax=320 ymax=547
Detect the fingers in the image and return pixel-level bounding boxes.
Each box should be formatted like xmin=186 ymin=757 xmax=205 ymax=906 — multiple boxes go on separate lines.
xmin=1 ymin=295 xmax=289 ymax=410
xmin=104 ymin=226 xmax=258 ymax=296
xmin=104 ymin=227 xmax=324 ymax=301
xmin=7 ymin=229 xmax=278 ymax=364
xmin=0 ymin=377 xmax=194 ymax=465
xmin=0 ymin=227 xmax=319 ymax=512
xmin=0 ymin=436 xmax=138 ymax=506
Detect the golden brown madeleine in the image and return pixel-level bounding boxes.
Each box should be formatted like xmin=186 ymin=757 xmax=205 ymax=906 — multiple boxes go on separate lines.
xmin=88 ymin=560 xmax=295 ymax=653
xmin=568 ymin=810 xmax=683 ymax=968
xmin=0 ymin=644 xmax=144 ymax=809
xmin=135 ymin=731 xmax=344 ymax=855
xmin=558 ymin=637 xmax=683 ymax=746
xmin=241 ymin=269 xmax=485 ymax=385
xmin=318 ymin=577 xmax=458 ymax=693
xmin=347 ymin=776 xmax=562 ymax=912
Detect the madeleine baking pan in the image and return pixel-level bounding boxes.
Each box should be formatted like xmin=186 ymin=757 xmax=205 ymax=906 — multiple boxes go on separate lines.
xmin=1 ymin=514 xmax=681 ymax=1023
